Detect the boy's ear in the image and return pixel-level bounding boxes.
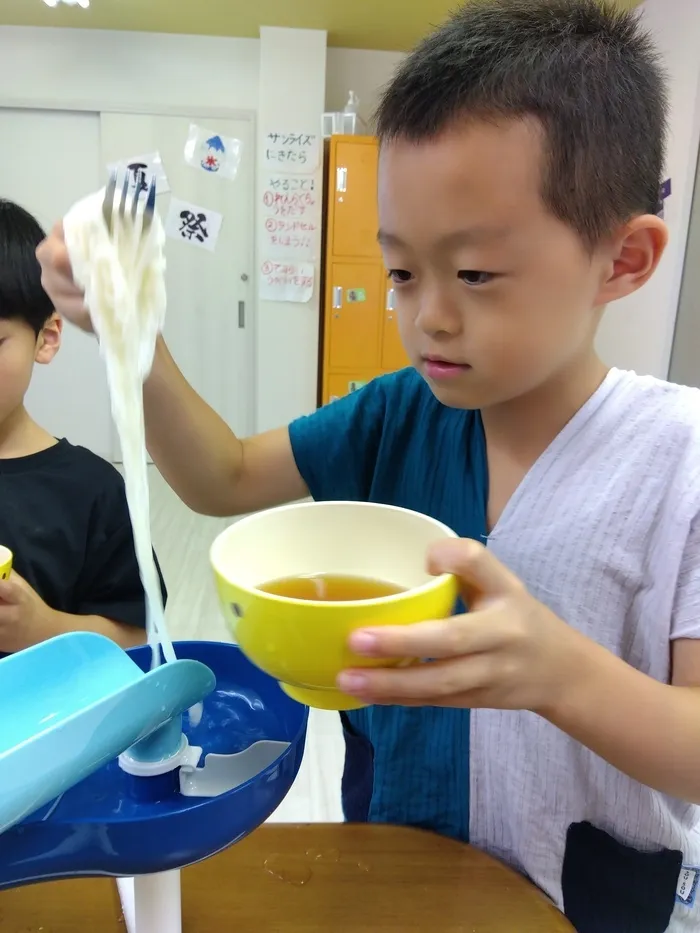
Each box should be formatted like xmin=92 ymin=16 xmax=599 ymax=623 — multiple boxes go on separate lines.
xmin=35 ymin=312 xmax=62 ymax=365
xmin=596 ymin=214 xmax=668 ymax=305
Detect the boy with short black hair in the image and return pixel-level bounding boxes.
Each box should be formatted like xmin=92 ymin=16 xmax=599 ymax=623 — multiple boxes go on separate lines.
xmin=0 ymin=198 xmax=163 ymax=655
xmin=38 ymin=1 xmax=700 ymax=929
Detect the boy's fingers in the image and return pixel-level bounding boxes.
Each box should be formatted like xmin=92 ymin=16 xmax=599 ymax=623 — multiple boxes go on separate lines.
xmin=37 ymin=224 xmax=82 ymax=296
xmin=348 ymin=611 xmax=501 ymax=659
xmin=337 ymin=655 xmax=491 ymax=702
xmin=427 ymin=538 xmax=524 ymax=602
xmin=0 ymin=580 xmax=20 ymax=604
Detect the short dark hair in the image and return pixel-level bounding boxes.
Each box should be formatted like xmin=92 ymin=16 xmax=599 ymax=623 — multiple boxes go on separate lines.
xmin=376 ymin=0 xmax=668 ymax=247
xmin=0 ymin=199 xmax=54 ymax=335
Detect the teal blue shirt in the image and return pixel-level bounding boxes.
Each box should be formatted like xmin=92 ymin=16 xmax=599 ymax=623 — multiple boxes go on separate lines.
xmin=289 ymin=368 xmax=488 ymax=841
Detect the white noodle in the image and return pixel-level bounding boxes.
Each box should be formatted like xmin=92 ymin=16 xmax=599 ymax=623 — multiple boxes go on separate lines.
xmin=64 ymin=189 xmax=175 ymax=669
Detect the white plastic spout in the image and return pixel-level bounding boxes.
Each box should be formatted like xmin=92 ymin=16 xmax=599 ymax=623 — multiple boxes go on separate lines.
xmin=119 ymin=733 xmax=201 ymax=777
xmin=118 ymin=871 xmax=181 ymax=933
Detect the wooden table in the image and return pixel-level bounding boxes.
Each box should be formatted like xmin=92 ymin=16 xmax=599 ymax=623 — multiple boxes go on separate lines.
xmin=0 ymin=823 xmax=574 ymax=931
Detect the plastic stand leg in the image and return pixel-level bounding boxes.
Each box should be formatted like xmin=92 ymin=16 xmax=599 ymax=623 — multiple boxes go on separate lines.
xmin=117 ymin=870 xmax=182 ymax=933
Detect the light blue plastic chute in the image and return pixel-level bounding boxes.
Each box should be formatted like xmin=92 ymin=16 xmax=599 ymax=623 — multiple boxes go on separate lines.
xmin=0 ymin=632 xmax=215 ymax=834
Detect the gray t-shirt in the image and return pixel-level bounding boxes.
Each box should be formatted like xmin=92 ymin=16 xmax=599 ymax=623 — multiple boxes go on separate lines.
xmin=472 ymin=368 xmax=700 ymax=931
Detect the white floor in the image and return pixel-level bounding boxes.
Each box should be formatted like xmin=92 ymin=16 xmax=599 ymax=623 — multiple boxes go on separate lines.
xmin=148 ymin=467 xmax=345 ymax=824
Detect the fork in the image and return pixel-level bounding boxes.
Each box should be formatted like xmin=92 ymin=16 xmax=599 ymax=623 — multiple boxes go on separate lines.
xmin=101 ymin=170 xmax=156 ymax=239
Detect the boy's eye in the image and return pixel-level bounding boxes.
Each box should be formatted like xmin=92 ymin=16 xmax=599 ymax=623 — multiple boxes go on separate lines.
xmin=458 ymin=270 xmax=495 ymax=286
xmin=387 ymin=269 xmax=413 ymax=284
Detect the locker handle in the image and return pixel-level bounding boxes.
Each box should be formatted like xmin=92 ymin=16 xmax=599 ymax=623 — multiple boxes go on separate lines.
xmin=332 ymin=286 xmax=343 ymax=309
xmin=336 ymin=167 xmax=348 ymax=193
xmin=238 ymin=300 xmax=245 ymax=328
xmin=386 ymin=287 xmax=396 ymax=311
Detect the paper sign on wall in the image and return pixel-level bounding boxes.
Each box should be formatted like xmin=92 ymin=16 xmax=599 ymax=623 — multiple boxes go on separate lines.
xmin=107 ymin=151 xmax=170 ymax=195
xmin=261 ymin=174 xmax=319 ymax=260
xmin=164 ymin=197 xmax=223 ymax=253
xmin=183 ymin=124 xmax=242 ymax=180
xmin=264 ymin=132 xmax=320 ymax=174
xmin=259 ymin=260 xmax=314 ymax=303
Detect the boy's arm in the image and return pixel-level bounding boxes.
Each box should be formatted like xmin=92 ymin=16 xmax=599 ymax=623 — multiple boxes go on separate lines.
xmin=37 ymin=225 xmax=388 ymax=518
xmin=0 ymin=572 xmax=146 ymax=652
xmin=548 ymin=502 xmax=700 ymax=803
xmin=543 ymin=514 xmax=700 ymax=802
xmin=48 ymin=609 xmax=147 ymax=648
xmin=37 ymin=225 xmax=307 ymax=518
xmin=144 ymin=337 xmax=308 ymax=517
xmin=542 ymin=634 xmax=700 ymax=804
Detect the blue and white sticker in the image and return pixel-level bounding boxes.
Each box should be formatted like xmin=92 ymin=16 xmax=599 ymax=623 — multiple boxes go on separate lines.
xmin=676 ymin=866 xmax=699 ymax=908
xmin=183 ymin=124 xmax=242 ymax=181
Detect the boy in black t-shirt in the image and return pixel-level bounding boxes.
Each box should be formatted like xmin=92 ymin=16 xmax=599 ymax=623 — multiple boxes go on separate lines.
xmin=0 ymin=199 xmax=164 ymax=655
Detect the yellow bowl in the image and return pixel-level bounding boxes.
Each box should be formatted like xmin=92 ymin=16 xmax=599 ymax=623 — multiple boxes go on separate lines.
xmin=210 ymin=501 xmax=459 ymax=711
xmin=0 ymin=546 xmax=12 ymax=581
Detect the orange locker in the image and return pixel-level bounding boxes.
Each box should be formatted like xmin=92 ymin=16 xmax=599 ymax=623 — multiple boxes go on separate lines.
xmin=326 ymin=372 xmax=378 ymax=403
xmin=327 ymin=262 xmax=384 ymax=371
xmin=381 ymin=286 xmax=409 ymax=372
xmin=321 ymin=136 xmax=409 ymax=406
xmin=330 ymin=140 xmax=382 ymax=259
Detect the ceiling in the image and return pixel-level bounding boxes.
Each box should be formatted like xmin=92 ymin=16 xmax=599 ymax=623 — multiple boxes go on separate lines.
xmin=0 ymin=0 xmax=645 ymax=52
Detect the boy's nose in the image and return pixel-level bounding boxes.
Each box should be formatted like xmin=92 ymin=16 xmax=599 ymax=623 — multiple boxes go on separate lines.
xmin=414 ymin=293 xmax=463 ymax=337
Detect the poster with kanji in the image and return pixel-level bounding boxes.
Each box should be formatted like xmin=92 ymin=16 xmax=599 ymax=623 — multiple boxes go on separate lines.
xmin=259 ymin=259 xmax=314 ymax=303
xmin=263 ymin=131 xmax=320 ymax=174
xmin=106 ymin=151 xmax=170 ymax=195
xmin=261 ymin=174 xmax=320 ymax=260
xmin=164 ymin=197 xmax=223 ymax=253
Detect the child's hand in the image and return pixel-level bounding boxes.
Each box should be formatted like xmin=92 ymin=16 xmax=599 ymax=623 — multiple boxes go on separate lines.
xmin=36 ymin=223 xmax=93 ymax=333
xmin=0 ymin=572 xmax=49 ymax=653
xmin=337 ymin=538 xmax=588 ymax=712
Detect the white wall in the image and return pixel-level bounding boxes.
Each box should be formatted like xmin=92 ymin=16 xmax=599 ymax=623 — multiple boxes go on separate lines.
xmin=325 ymin=47 xmax=405 ymax=130
xmin=596 ymin=0 xmax=700 ymax=378
xmin=0 ymin=27 xmax=260 ymax=111
xmin=256 ymin=27 xmax=327 ymax=432
xmin=0 ymin=26 xmax=402 ymax=123
xmin=0 ymin=109 xmax=110 ymax=453
xmin=0 ymin=25 xmax=404 ymax=442
xmin=0 ymin=26 xmax=262 ymax=455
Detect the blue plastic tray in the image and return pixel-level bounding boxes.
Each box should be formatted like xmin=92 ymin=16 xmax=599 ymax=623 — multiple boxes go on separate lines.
xmin=0 ymin=641 xmax=308 ymax=887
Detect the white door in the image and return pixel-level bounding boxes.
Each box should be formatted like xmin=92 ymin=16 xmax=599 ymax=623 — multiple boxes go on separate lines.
xmin=100 ymin=112 xmax=255 ymax=461
xmin=670 ymin=144 xmax=700 ymax=389
xmin=0 ymin=108 xmax=111 ymax=456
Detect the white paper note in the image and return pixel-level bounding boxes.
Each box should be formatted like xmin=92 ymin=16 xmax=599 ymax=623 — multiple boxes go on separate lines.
xmin=261 ymin=174 xmax=320 ymax=260
xmin=259 ymin=260 xmax=314 ymax=303
xmin=164 ymin=197 xmax=223 ymax=253
xmin=263 ymin=131 xmax=320 ymax=174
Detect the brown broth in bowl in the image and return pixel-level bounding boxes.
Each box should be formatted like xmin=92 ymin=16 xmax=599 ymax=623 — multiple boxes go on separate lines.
xmin=257 ymin=573 xmax=406 ymax=602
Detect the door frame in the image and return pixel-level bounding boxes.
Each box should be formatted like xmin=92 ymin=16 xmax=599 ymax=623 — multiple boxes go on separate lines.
xmin=669 ymin=137 xmax=700 ymax=388
xmin=1 ymin=97 xmax=258 ymax=455
xmin=0 ymin=96 xmax=252 ymax=121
